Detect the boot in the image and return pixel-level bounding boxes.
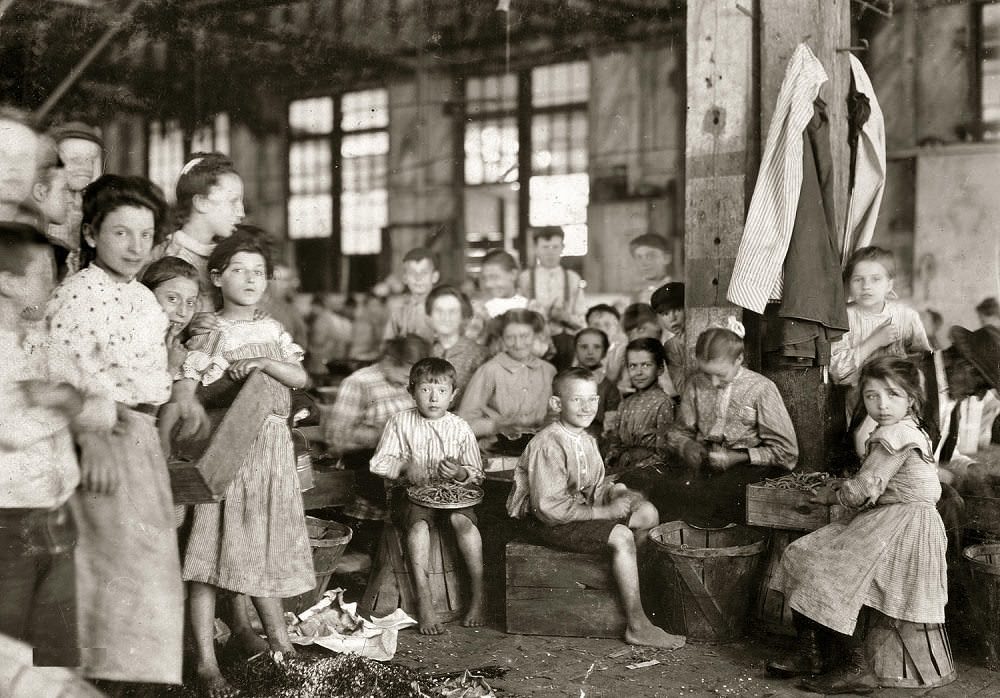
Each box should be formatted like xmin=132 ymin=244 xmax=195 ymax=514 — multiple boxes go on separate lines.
xmin=799 ymin=645 xmax=877 ymax=695
xmin=766 ymin=612 xmax=823 ymax=678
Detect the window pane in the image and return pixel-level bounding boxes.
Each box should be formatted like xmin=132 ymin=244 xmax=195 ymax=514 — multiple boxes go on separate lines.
xmin=288 ymin=138 xmax=333 ymax=239
xmin=529 ymin=173 xmax=589 ymax=255
xmin=288 ymin=194 xmax=333 ymax=239
xmin=342 ymin=88 xmax=389 ymax=131
xmin=464 ymin=117 xmax=519 ymax=184
xmin=148 ymin=119 xmax=184 ymax=202
xmin=341 ymin=189 xmax=386 ymax=254
xmin=289 ymin=97 xmax=334 ymax=135
xmin=532 ymin=61 xmax=589 ymax=107
xmin=531 ymin=110 xmax=587 ymax=176
xmin=466 ymin=73 xmax=517 ymax=115
xmin=214 ymin=113 xmax=230 ymax=155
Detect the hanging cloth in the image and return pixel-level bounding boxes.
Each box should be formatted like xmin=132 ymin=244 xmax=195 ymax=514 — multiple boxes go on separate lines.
xmin=843 ymin=53 xmax=886 ymax=260
xmin=727 ymin=44 xmax=828 ymax=314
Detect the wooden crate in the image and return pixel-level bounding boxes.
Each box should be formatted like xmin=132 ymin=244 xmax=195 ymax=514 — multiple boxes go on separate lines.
xmin=505 ymin=541 xmax=625 ymax=638
xmin=745 ymin=481 xmax=851 ymax=531
xmin=168 ymin=371 xmax=273 ymax=504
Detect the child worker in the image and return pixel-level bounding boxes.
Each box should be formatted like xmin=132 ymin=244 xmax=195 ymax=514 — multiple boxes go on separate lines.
xmin=605 ymin=338 xmax=675 ymax=496
xmin=384 ymin=247 xmax=440 ymax=344
xmin=141 ymin=256 xmax=201 ymax=379
xmin=426 ymin=284 xmax=488 ymax=404
xmin=44 ymin=175 xmax=184 ymax=687
xmin=506 ymin=367 xmax=686 ymax=650
xmin=370 ymin=357 xmax=485 ymax=635
xmin=605 ymin=303 xmax=676 ymax=398
xmin=650 ymin=281 xmax=688 ymax=395
xmin=177 ymin=232 xmax=315 ymax=695
xmin=573 ymin=327 xmax=621 ymax=444
xmin=0 ymin=217 xmax=109 ymax=669
xmin=660 ymin=318 xmax=798 ymax=528
xmin=150 ymin=152 xmax=245 ymax=311
xmin=767 ymin=356 xmax=947 ymax=695
xmin=629 ymin=233 xmax=673 ymax=305
xmin=458 ymin=308 xmax=556 ymax=451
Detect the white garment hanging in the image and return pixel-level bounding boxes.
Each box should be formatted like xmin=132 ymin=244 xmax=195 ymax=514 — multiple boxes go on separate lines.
xmin=727 ymin=44 xmax=828 ymax=314
xmin=843 ymin=54 xmax=886 ymax=260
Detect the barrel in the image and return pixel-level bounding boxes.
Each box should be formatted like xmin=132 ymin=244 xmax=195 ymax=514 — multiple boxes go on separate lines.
xmin=649 ymin=522 xmax=766 ymax=643
xmin=866 ymin=611 xmax=956 ymax=688
xmin=963 ymin=543 xmax=1000 ymax=670
xmin=283 ymin=516 xmax=352 ymax=615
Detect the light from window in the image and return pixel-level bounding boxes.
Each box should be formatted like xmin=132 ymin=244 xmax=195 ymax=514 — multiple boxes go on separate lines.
xmin=466 ymin=73 xmax=518 ymax=116
xmin=529 ymin=173 xmax=589 ymax=256
xmin=340 ymin=111 xmax=389 ymax=254
xmin=532 ymin=61 xmax=589 ymax=108
xmin=983 ymin=4 xmax=1000 ymax=139
xmin=288 ymin=138 xmax=333 ymax=239
xmin=465 ymin=117 xmax=519 ymax=185
xmin=532 ymin=110 xmax=587 ymax=176
xmin=342 ymin=89 xmax=388 ymax=131
xmin=148 ymin=119 xmax=184 ymax=202
xmin=289 ymin=97 xmax=334 ymax=136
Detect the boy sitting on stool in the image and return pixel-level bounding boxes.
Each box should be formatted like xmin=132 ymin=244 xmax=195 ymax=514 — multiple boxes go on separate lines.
xmin=370 ymin=357 xmax=485 ymax=635
xmin=506 ymin=367 xmax=686 ymax=649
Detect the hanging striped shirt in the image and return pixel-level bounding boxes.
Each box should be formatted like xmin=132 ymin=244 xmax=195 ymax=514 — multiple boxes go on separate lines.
xmin=370 ymin=408 xmax=484 ymax=486
xmin=843 ymin=54 xmax=886 ymax=260
xmin=727 ymin=44 xmax=828 ymax=313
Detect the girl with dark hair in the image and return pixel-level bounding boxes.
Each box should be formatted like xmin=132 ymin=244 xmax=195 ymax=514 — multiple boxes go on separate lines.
xmin=177 ymin=230 xmax=314 ymax=696
xmin=767 ymin=356 xmax=946 ymax=694
xmin=426 ymin=284 xmax=488 ymax=403
xmin=45 ymin=174 xmax=184 ymax=687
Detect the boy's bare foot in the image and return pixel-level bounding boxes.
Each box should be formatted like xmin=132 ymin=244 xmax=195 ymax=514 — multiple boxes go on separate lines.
xmin=232 ymin=626 xmax=269 ymax=657
xmin=461 ymin=602 xmax=485 ymax=628
xmin=624 ymin=620 xmax=686 ymax=650
xmin=418 ymin=606 xmax=444 ymax=635
xmin=196 ymin=669 xmax=241 ymax=698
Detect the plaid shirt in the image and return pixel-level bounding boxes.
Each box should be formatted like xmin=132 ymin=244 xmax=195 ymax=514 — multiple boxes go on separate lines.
xmin=322 ymin=364 xmax=414 ymax=455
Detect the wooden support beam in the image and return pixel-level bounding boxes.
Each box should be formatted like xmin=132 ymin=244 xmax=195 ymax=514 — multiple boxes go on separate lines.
xmin=683 ymin=0 xmax=753 ymax=351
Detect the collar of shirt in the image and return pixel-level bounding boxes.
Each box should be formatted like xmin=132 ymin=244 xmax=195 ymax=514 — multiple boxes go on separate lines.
xmin=496 ymin=351 xmax=541 ymax=373
xmin=171 ymin=229 xmax=215 ymax=259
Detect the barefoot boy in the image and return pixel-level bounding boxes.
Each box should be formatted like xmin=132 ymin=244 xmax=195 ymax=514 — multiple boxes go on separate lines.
xmin=370 ymin=357 xmax=485 ymax=634
xmin=506 ymin=367 xmax=686 ymax=650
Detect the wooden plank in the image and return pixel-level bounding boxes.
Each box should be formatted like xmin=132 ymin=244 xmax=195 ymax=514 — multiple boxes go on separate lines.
xmin=505 ymin=542 xmax=614 ymax=590
xmin=746 ymin=481 xmax=851 ymax=531
xmin=505 ymin=587 xmax=626 ymax=638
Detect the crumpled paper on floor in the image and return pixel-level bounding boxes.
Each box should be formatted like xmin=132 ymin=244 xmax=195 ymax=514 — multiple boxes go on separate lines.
xmin=429 ymin=670 xmax=496 ymax=697
xmin=286 ymin=588 xmax=417 ymax=661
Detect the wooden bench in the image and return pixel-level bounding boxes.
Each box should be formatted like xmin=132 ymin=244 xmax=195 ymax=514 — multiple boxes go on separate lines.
xmin=504 ymin=540 xmax=626 ymax=638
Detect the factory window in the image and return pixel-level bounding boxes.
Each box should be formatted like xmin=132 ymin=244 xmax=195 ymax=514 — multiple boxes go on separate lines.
xmin=147 ymin=114 xmax=230 ymax=202
xmin=340 ymin=88 xmax=389 ymax=255
xmin=980 ymin=2 xmax=1000 ymax=139
xmin=288 ymin=97 xmax=335 ymax=240
xmin=462 ymin=61 xmax=590 ymax=268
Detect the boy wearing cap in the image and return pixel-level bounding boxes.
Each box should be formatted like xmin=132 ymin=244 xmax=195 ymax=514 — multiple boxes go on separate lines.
xmin=629 ymin=233 xmax=673 ymax=305
xmin=651 ymin=282 xmax=687 ymax=395
xmin=47 ymin=121 xmax=104 ymax=276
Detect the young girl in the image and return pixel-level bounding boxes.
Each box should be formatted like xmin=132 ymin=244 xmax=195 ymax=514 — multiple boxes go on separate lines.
xmin=150 ymin=152 xmax=245 ymax=311
xmin=605 ymin=338 xmax=674 ymax=495
xmin=830 ymin=246 xmax=931 ymax=387
xmin=177 ymin=233 xmax=314 ymax=696
xmin=426 ymin=284 xmax=488 ymax=404
xmin=573 ymin=327 xmax=621 ymax=443
xmin=324 ymin=334 xmax=430 ymax=521
xmin=141 ymin=256 xmax=200 ymax=377
xmin=458 ymin=308 xmax=556 ymax=450
xmin=767 ymin=356 xmax=946 ymax=695
xmin=659 ymin=319 xmax=798 ymax=527
xmin=45 ymin=175 xmax=184 ymax=686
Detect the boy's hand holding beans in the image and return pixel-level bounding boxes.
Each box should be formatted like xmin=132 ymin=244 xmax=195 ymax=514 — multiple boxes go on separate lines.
xmin=438 ymin=456 xmax=469 ymax=482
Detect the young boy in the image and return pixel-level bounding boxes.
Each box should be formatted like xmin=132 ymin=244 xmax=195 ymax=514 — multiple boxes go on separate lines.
xmin=506 ymin=367 xmax=685 ymax=650
xmin=370 ymin=357 xmax=485 ymax=635
xmin=385 ymin=247 xmax=440 ymax=344
xmin=586 ymin=303 xmax=625 ymax=347
xmin=607 ymin=303 xmax=676 ymax=397
xmin=650 ymin=281 xmax=687 ymax=394
xmin=0 ymin=219 xmax=113 ymax=667
xmin=574 ymin=328 xmax=621 ymax=444
xmin=518 ymin=226 xmax=585 ymax=331
xmin=629 ymin=233 xmax=673 ymax=305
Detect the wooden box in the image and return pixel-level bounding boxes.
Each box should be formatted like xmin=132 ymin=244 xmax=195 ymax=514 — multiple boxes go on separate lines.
xmin=168 ymin=371 xmax=272 ymax=504
xmin=505 ymin=541 xmax=626 ymax=638
xmin=745 ymin=480 xmax=851 ymax=531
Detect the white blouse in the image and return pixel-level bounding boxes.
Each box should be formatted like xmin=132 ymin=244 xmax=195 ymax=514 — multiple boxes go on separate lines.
xmin=46 ymin=265 xmax=172 ymax=406
xmin=830 ymin=300 xmax=932 ymax=386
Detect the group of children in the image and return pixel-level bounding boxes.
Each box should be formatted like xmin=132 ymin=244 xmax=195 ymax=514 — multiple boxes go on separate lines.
xmin=0 ymin=105 xmax=975 ymax=696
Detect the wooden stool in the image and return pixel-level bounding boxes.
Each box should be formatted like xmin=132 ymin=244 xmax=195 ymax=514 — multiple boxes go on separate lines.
xmin=504 ymin=540 xmax=626 ymax=638
xmin=358 ymin=520 xmax=468 ymax=622
xmin=866 ymin=613 xmax=956 ymax=689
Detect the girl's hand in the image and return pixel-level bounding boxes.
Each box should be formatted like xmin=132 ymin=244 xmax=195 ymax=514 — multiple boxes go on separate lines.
xmin=20 ymin=380 xmax=83 ymax=415
xmin=681 ymin=440 xmax=708 ymax=469
xmin=228 ymin=358 xmax=268 ymax=381
xmin=869 ymin=319 xmax=900 ymax=349
xmin=706 ymin=448 xmax=732 ymax=471
xmin=439 ymin=456 xmax=467 ymax=481
xmin=78 ymin=433 xmax=120 ymax=494
xmin=808 ymin=483 xmax=841 ymax=506
xmin=188 ymin=312 xmax=221 ymax=337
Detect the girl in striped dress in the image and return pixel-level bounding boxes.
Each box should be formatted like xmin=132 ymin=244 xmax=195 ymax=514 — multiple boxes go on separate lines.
xmin=178 ymin=231 xmax=314 ymax=697
xmin=767 ymin=356 xmax=947 ymax=695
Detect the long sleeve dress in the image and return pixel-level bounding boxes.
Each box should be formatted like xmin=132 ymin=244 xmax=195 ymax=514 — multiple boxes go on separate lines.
xmin=181 ymin=316 xmax=315 ymax=598
xmin=771 ymin=418 xmax=947 ymax=636
xmin=45 ymin=265 xmax=184 ymax=684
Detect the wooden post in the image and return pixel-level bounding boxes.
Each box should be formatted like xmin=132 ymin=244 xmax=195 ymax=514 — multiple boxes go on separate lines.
xmin=684 ymin=0 xmax=754 ymax=353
